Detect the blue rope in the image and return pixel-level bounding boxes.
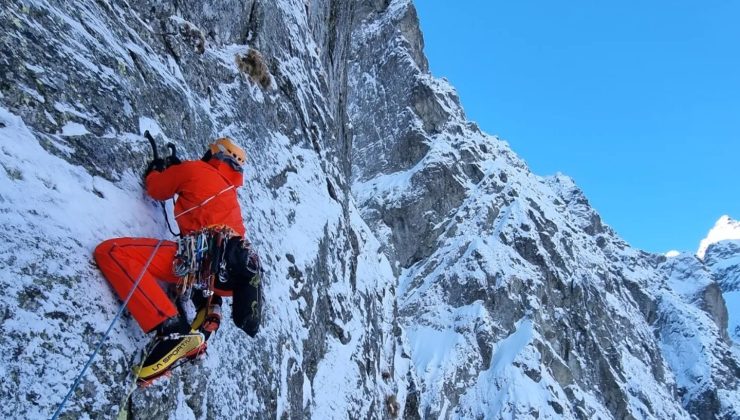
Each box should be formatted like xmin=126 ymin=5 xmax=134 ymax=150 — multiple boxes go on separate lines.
xmin=51 ymin=239 xmax=165 ymax=419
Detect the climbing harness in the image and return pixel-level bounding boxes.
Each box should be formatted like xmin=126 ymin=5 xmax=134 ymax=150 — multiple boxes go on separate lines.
xmin=51 ymin=239 xmax=166 ymax=420
xmin=173 ymin=225 xmax=235 ymax=296
xmin=173 ymin=226 xmax=236 ymax=340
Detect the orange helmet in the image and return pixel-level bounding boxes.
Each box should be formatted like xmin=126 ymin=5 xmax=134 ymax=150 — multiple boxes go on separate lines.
xmin=209 ymin=137 xmax=246 ymax=170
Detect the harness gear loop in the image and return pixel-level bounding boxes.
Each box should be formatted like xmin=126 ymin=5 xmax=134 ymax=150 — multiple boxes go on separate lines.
xmin=173 ymin=226 xmax=236 ymax=297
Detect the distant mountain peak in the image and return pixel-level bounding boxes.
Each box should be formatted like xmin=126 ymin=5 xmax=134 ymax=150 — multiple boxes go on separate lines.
xmin=697 ymin=215 xmax=740 ymax=259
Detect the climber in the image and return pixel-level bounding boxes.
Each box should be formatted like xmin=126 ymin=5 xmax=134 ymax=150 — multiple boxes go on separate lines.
xmin=94 ymin=137 xmax=262 ymax=384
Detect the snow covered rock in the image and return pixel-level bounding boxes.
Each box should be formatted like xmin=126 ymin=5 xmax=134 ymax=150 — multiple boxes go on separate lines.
xmin=674 ymin=216 xmax=740 ymax=346
xmin=698 ymin=216 xmax=740 ymax=260
xmin=702 ymin=218 xmax=740 ymax=345
xmin=346 ymin=1 xmax=740 ymax=418
xmin=1 ymin=1 xmax=401 ymax=418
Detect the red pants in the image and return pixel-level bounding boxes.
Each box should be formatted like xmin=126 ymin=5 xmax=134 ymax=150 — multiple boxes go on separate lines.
xmin=94 ymin=238 xmax=180 ymax=333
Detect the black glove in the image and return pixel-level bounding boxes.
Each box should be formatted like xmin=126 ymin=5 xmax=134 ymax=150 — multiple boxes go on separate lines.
xmin=144 ymin=158 xmax=165 ymax=177
xmin=165 ymin=154 xmax=181 ymax=167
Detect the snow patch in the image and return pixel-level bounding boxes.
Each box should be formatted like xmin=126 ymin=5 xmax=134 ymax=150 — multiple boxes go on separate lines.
xmin=60 ymin=121 xmax=89 ymax=136
xmin=0 ymin=105 xmax=167 ymax=418
xmin=138 ymin=116 xmax=165 ymax=137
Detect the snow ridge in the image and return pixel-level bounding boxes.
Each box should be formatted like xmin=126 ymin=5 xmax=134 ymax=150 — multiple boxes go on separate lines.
xmin=698 ymin=215 xmax=740 ymax=259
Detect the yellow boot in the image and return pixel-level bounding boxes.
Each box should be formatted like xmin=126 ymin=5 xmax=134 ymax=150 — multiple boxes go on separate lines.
xmin=135 ymin=332 xmax=206 ymax=385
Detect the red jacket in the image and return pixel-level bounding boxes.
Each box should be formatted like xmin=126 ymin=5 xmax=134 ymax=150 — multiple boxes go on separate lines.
xmin=145 ymin=159 xmax=246 ymax=236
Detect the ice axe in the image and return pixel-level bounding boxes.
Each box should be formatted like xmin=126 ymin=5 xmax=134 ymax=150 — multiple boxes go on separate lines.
xmin=144 ymin=130 xmax=160 ymax=160
xmin=143 ymin=130 xmax=180 ymax=237
xmin=144 ymin=130 xmax=179 ymax=166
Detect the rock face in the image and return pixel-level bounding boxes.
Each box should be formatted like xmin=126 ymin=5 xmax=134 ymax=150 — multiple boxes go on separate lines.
xmin=345 ymin=2 xmax=740 ymax=419
xmin=659 ymin=252 xmax=739 ymax=418
xmin=702 ymin=218 xmax=740 ymax=345
xmin=1 ymin=1 xmax=401 ymax=418
xmin=0 ymin=1 xmax=738 ymax=419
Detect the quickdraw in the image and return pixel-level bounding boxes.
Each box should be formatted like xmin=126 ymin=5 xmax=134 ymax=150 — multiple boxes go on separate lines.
xmin=173 ymin=226 xmax=235 ymax=297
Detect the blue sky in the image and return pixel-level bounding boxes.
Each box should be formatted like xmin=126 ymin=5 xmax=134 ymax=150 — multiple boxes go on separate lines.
xmin=415 ymin=0 xmax=739 ymax=254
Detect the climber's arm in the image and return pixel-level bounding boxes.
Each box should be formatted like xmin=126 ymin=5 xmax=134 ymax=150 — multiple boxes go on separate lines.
xmin=145 ymin=161 xmax=193 ymax=201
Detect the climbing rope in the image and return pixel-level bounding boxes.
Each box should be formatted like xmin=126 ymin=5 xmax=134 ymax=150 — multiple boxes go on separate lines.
xmin=51 ymin=239 xmax=166 ymax=420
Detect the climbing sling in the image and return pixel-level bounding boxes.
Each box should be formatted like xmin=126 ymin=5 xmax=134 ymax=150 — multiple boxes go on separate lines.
xmin=173 ymin=185 xmax=236 ymax=220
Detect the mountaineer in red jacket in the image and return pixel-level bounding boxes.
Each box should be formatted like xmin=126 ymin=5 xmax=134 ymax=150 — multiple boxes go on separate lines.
xmin=94 ymin=137 xmax=262 ymax=383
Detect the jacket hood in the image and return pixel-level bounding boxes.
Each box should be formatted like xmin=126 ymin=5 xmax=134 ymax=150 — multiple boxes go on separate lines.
xmin=208 ymin=158 xmax=244 ymax=187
